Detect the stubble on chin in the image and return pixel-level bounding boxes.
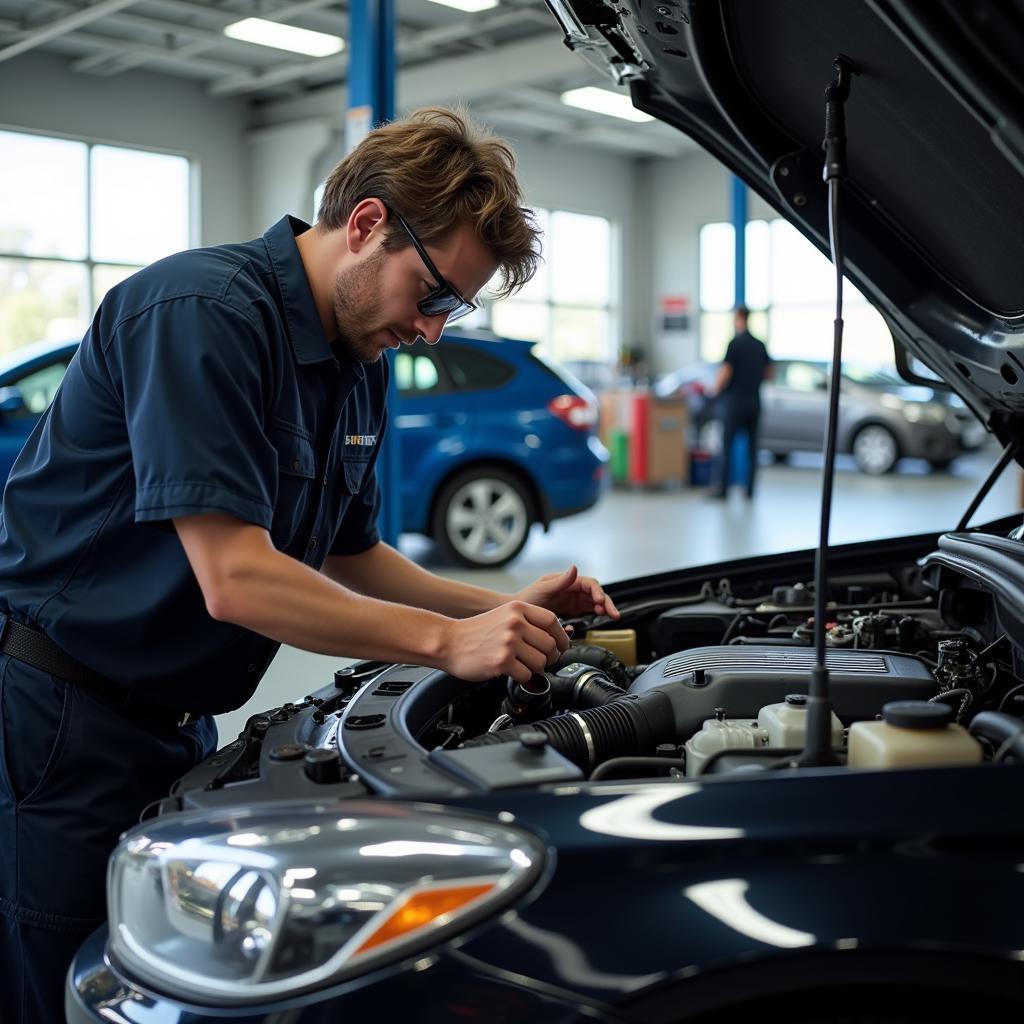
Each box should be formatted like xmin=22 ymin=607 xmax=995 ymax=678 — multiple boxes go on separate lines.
xmin=330 ymin=251 xmax=387 ymax=364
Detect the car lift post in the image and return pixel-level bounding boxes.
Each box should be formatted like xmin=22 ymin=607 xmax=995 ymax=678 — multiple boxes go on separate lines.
xmin=348 ymin=0 xmax=400 ymax=545
xmin=731 ymin=174 xmax=747 ymax=306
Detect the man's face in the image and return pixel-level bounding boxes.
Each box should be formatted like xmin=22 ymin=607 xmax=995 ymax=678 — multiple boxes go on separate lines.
xmin=331 ymin=219 xmax=498 ymax=364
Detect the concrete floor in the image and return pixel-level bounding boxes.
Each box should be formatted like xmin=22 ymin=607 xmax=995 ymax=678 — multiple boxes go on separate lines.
xmin=214 ymin=446 xmax=1020 ymax=741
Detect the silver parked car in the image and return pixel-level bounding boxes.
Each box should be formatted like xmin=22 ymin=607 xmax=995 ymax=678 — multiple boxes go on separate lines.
xmin=761 ymin=361 xmax=986 ymax=473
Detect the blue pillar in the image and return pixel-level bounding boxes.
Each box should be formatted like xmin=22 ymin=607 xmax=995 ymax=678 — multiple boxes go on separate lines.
xmin=731 ymin=174 xmax=747 ymax=306
xmin=348 ymin=0 xmax=400 ymax=547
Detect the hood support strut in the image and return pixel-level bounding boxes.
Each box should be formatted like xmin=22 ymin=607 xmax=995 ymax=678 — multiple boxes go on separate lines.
xmin=798 ymin=56 xmax=859 ymax=769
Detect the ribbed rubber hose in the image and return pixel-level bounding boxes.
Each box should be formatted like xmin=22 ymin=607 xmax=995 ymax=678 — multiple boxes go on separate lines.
xmin=462 ymin=690 xmax=674 ymax=771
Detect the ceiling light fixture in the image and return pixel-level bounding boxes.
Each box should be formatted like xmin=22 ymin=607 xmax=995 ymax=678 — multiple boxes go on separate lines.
xmin=424 ymin=0 xmax=499 ymax=12
xmin=560 ymin=86 xmax=654 ymax=123
xmin=223 ymin=17 xmax=345 ymax=57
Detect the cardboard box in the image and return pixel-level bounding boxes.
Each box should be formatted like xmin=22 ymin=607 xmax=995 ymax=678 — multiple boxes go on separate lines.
xmin=598 ymin=389 xmax=689 ymax=485
xmin=636 ymin=395 xmax=689 ymax=485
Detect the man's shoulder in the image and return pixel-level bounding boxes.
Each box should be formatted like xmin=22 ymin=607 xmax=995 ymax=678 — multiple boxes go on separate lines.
xmin=104 ymin=238 xmax=272 ymax=329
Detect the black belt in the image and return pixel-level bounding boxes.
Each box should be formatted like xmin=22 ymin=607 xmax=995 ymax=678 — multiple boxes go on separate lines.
xmin=0 ymin=616 xmax=196 ymax=727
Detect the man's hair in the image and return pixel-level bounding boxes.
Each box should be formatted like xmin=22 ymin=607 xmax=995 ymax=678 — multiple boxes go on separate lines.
xmin=317 ymin=107 xmax=541 ymax=299
xmin=735 ymin=304 xmax=750 ymax=321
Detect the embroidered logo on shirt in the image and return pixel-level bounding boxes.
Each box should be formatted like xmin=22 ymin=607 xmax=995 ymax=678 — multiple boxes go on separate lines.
xmin=345 ymin=434 xmax=377 ymax=447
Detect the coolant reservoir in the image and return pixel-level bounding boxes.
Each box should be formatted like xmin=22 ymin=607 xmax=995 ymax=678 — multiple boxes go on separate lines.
xmin=847 ymin=700 xmax=982 ymax=770
xmin=758 ymin=693 xmax=844 ymax=749
xmin=585 ymin=628 xmax=637 ymax=666
xmin=685 ymin=714 xmax=768 ymax=776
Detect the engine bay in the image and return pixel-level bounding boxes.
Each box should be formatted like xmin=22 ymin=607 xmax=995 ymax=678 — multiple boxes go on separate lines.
xmin=166 ymin=525 xmax=1024 ymax=815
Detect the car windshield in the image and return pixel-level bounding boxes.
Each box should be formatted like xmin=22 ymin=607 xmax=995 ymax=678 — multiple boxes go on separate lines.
xmin=841 ymin=365 xmax=906 ymax=387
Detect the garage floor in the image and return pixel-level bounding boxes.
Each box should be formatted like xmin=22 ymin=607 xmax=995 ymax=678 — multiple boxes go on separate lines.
xmin=215 ymin=447 xmax=1020 ymax=741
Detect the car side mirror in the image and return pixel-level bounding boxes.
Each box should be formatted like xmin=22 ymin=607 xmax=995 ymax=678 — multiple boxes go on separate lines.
xmin=0 ymin=386 xmax=25 ymax=414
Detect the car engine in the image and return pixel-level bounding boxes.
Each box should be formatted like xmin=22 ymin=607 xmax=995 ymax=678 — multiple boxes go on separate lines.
xmin=161 ymin=523 xmax=1024 ymax=816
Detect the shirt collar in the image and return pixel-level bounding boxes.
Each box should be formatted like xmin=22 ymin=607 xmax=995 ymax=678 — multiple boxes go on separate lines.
xmin=264 ymin=215 xmax=353 ymax=369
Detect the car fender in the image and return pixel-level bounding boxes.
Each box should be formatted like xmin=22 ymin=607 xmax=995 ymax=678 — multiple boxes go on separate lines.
xmin=451 ymin=765 xmax=1024 ymax=1016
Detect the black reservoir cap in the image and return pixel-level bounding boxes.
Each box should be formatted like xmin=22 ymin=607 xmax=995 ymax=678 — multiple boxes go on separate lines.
xmin=881 ymin=700 xmax=953 ymax=730
xmin=304 ymin=748 xmax=343 ymax=784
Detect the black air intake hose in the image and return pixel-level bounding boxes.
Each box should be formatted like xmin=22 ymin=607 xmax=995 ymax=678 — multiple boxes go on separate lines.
xmin=969 ymin=711 xmax=1024 ymax=763
xmin=553 ymin=644 xmax=629 ymax=688
xmin=547 ymin=663 xmax=627 ymax=710
xmin=461 ymin=689 xmax=676 ymax=771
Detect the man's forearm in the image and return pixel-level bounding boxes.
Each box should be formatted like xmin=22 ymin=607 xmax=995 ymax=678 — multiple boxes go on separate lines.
xmin=208 ymin=541 xmax=457 ymax=666
xmin=323 ymin=542 xmax=507 ymax=617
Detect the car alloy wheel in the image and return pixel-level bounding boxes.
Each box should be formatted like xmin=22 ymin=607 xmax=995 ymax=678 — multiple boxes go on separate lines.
xmin=434 ymin=467 xmax=533 ymax=567
xmin=852 ymin=424 xmax=899 ymax=474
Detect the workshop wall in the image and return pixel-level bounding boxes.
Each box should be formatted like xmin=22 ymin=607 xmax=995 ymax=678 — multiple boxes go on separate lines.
xmin=0 ymin=51 xmax=250 ymax=248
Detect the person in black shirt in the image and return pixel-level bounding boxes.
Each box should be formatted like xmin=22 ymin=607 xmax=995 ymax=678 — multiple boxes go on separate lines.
xmin=710 ymin=305 xmax=772 ymax=498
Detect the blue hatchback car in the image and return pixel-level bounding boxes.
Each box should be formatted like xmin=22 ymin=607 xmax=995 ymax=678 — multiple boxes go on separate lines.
xmin=0 ymin=331 xmax=608 ymax=567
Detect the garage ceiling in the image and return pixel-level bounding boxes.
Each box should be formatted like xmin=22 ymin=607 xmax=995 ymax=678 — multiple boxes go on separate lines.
xmin=0 ymin=0 xmax=694 ymax=157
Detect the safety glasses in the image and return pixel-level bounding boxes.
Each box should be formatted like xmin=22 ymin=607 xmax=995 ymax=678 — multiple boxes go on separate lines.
xmin=390 ymin=209 xmax=478 ymax=324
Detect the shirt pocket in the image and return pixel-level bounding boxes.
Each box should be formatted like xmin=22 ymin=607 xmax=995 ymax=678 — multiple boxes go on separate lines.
xmin=269 ymin=424 xmax=317 ymax=550
xmin=342 ymin=456 xmax=370 ymax=495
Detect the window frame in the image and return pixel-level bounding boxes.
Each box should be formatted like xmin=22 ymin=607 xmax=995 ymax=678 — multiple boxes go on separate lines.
xmin=0 ymin=125 xmax=197 ymax=341
xmin=697 ymin=216 xmax=888 ymax=366
xmin=486 ymin=206 xmax=620 ymax=364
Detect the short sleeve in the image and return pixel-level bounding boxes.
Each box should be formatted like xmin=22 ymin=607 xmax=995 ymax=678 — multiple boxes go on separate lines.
xmin=724 ymin=339 xmax=738 ymax=367
xmin=105 ymin=296 xmax=277 ymax=528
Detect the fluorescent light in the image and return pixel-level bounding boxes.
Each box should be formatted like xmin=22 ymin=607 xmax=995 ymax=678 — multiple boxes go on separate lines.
xmin=426 ymin=0 xmax=499 ymax=10
xmin=560 ymin=86 xmax=654 ymax=123
xmin=223 ymin=17 xmax=345 ymax=57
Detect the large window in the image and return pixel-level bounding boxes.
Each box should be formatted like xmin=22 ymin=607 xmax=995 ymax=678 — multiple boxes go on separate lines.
xmin=698 ymin=218 xmax=892 ymax=366
xmin=488 ymin=208 xmax=617 ymax=363
xmin=0 ymin=130 xmax=192 ymax=355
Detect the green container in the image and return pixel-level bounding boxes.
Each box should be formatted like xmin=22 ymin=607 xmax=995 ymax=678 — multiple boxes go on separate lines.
xmin=609 ymin=428 xmax=629 ymax=482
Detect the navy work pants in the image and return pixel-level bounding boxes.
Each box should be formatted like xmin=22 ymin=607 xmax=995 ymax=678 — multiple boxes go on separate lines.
xmin=0 ymin=654 xmax=216 ymax=1023
xmin=715 ymin=399 xmax=761 ymax=498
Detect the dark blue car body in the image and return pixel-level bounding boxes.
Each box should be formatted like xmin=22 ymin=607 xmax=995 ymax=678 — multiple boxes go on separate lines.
xmin=65 ymin=528 xmax=1024 ymax=1023
xmin=0 ymin=332 xmax=608 ymax=566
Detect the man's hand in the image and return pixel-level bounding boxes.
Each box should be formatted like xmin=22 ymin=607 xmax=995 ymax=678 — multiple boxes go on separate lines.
xmin=440 ymin=602 xmax=571 ymax=683
xmin=515 ymin=565 xmax=620 ymax=621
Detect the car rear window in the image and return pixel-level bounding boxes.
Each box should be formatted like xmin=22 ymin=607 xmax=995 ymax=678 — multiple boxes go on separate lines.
xmin=529 ymin=347 xmax=588 ymax=396
xmin=441 ymin=345 xmax=515 ymax=391
xmin=393 ymin=350 xmax=443 ymax=393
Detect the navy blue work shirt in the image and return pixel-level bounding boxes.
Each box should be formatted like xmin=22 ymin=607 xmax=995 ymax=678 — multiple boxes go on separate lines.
xmin=0 ymin=216 xmax=388 ymax=714
xmin=722 ymin=330 xmax=770 ymax=406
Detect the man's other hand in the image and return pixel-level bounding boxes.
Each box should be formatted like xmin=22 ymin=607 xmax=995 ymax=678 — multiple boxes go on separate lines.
xmin=515 ymin=565 xmax=620 ymax=621
xmin=440 ymin=602 xmax=571 ymax=683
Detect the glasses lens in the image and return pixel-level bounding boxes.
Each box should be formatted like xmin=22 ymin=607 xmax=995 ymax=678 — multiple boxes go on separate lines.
xmin=419 ymin=290 xmax=473 ymax=321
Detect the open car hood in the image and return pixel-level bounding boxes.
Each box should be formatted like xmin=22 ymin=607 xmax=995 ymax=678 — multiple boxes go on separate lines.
xmin=546 ymin=0 xmax=1024 ymax=447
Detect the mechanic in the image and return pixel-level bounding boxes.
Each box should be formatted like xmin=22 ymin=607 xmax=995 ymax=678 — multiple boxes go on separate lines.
xmin=0 ymin=107 xmax=619 ymax=1022
xmin=710 ymin=304 xmax=772 ymax=498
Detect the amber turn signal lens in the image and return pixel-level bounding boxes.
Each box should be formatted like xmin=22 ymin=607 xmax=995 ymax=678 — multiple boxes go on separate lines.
xmin=354 ymin=883 xmax=496 ymax=954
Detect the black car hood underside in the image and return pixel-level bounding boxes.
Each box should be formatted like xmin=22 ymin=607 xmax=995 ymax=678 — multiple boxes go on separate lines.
xmin=549 ymin=0 xmax=1024 ymax=445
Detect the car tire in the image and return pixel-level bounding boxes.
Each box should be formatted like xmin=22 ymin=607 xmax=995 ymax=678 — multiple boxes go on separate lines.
xmin=769 ymin=451 xmax=789 ymax=464
xmin=928 ymin=457 xmax=953 ymax=472
xmin=852 ymin=424 xmax=899 ymax=474
xmin=432 ymin=466 xmax=534 ymax=568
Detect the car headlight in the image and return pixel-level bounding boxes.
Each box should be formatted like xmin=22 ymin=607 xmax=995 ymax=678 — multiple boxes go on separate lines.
xmin=903 ymin=402 xmax=946 ymax=424
xmin=107 ymin=802 xmax=544 ymax=1005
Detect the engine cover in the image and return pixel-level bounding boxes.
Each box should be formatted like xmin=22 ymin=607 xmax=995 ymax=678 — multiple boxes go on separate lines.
xmin=630 ymin=645 xmax=937 ymax=737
